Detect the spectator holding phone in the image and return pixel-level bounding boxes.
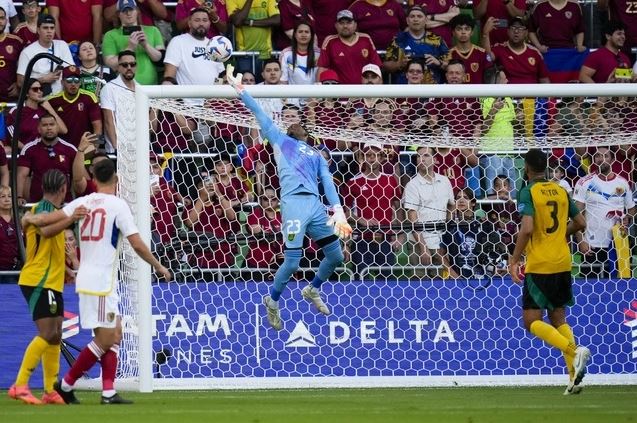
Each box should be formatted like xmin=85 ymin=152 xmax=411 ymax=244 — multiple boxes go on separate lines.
xmin=580 ymin=21 xmax=634 ymax=83
xmin=102 ymin=0 xmax=165 ymax=85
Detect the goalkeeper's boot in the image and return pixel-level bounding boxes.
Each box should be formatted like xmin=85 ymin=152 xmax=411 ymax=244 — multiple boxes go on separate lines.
xmin=573 ymin=346 xmax=591 ymax=386
xmin=263 ymin=295 xmax=283 ymax=331
xmin=8 ymin=384 xmax=42 ymax=405
xmin=54 ymin=380 xmax=80 ymax=404
xmin=563 ymin=380 xmax=583 ymax=396
xmin=42 ymin=390 xmax=67 ymax=405
xmin=101 ymin=393 xmax=134 ymax=405
xmin=301 ymin=285 xmax=331 ymax=315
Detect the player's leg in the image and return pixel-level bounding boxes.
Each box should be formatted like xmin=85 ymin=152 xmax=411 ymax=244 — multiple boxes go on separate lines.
xmin=95 ymin=317 xmax=132 ymax=404
xmin=40 ymin=313 xmax=66 ymax=405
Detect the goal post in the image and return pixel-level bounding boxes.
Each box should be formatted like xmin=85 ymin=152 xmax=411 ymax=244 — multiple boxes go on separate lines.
xmin=110 ymin=82 xmax=637 ymax=392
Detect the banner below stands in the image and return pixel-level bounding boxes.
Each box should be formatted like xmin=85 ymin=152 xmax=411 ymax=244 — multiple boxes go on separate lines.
xmin=1 ymin=278 xmax=636 ymax=388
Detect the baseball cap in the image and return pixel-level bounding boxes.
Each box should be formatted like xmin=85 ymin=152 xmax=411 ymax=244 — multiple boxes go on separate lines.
xmin=362 ymin=143 xmax=382 ymax=151
xmin=62 ymin=65 xmax=81 ymax=79
xmin=23 ymin=0 xmax=39 ymax=6
xmin=508 ymin=16 xmax=528 ymax=28
xmin=117 ymin=0 xmax=137 ymax=11
xmin=336 ymin=10 xmax=354 ymax=21
xmin=37 ymin=14 xmax=56 ymax=26
xmin=319 ymin=69 xmax=340 ymax=83
xmin=361 ymin=63 xmax=382 ymax=78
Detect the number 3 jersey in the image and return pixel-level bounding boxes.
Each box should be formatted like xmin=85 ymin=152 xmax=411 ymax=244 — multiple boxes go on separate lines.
xmin=63 ymin=193 xmax=139 ymax=295
xmin=517 ymin=179 xmax=580 ymax=274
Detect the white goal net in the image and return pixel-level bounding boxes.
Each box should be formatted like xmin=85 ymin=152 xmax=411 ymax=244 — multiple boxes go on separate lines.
xmin=112 ymin=83 xmax=637 ymax=391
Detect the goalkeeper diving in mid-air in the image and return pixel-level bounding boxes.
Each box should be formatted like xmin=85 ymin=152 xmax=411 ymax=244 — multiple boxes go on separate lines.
xmin=226 ymin=64 xmax=352 ymax=330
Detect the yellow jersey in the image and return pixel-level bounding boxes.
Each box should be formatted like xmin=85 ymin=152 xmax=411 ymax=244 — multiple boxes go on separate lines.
xmin=517 ymin=179 xmax=580 ymax=274
xmin=18 ymin=200 xmax=66 ymax=292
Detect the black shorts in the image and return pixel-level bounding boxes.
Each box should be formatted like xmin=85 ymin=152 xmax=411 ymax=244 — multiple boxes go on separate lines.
xmin=522 ymin=272 xmax=574 ymax=310
xmin=20 ymin=285 xmax=64 ymax=320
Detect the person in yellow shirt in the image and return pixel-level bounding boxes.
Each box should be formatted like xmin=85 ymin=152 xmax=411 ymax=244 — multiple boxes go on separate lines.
xmin=509 ymin=149 xmax=590 ymax=396
xmin=8 ymin=169 xmax=87 ymax=405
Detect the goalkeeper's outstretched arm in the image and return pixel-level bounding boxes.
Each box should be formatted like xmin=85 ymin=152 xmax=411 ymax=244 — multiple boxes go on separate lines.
xmin=226 ymin=64 xmax=282 ymax=147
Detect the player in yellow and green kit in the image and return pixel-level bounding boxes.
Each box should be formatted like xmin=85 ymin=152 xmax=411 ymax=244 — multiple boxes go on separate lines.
xmin=509 ymin=149 xmax=591 ymax=396
xmin=8 ymin=169 xmax=87 ymax=405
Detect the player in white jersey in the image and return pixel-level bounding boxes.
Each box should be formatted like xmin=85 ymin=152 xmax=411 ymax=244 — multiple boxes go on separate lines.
xmin=29 ymin=158 xmax=171 ymax=405
xmin=573 ymin=147 xmax=636 ymax=276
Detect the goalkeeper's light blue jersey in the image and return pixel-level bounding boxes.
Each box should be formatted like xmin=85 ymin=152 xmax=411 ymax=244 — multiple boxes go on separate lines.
xmin=240 ymin=91 xmax=341 ymax=207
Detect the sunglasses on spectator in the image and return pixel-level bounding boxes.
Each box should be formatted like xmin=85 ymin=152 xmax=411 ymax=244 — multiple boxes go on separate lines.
xmin=119 ymin=62 xmax=137 ymax=68
xmin=30 ymin=86 xmax=42 ymax=92
xmin=65 ymin=77 xmax=81 ymax=84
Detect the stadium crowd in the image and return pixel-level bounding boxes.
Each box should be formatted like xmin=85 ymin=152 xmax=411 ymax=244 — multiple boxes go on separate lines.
xmin=0 ymin=0 xmax=636 ymax=282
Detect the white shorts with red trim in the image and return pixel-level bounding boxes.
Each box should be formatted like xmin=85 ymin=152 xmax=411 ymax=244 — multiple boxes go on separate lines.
xmin=79 ymin=291 xmax=119 ymax=329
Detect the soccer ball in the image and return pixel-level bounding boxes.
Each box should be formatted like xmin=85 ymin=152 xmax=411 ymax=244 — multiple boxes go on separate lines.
xmin=207 ymin=36 xmax=233 ymax=63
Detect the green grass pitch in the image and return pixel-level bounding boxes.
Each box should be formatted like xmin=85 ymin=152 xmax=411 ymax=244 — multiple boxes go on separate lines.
xmin=2 ymin=386 xmax=636 ymax=423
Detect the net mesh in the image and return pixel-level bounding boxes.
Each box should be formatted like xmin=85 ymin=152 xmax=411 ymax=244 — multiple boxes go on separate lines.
xmin=116 ymin=88 xmax=637 ymax=388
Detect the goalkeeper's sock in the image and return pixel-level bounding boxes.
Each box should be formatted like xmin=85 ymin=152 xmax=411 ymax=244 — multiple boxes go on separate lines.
xmin=41 ymin=342 xmax=61 ymax=393
xmin=15 ymin=335 xmax=49 ymax=386
xmin=530 ymin=320 xmax=577 ymax=357
xmin=271 ymin=249 xmax=302 ymax=301
xmin=557 ymin=323 xmax=576 ymax=380
xmin=314 ymin=239 xmax=344 ymax=284
xmin=64 ymin=340 xmax=105 ymax=387
xmin=101 ymin=344 xmax=119 ymax=394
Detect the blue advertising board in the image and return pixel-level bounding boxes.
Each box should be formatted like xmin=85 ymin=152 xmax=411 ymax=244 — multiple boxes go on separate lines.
xmin=2 ymin=278 xmax=636 ymax=388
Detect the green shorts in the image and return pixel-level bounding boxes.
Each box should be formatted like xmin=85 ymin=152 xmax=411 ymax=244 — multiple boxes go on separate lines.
xmin=522 ymin=272 xmax=574 ymax=310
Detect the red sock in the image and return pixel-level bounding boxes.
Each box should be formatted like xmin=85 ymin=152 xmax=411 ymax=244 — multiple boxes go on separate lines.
xmin=64 ymin=341 xmax=104 ymax=386
xmin=101 ymin=345 xmax=119 ymax=391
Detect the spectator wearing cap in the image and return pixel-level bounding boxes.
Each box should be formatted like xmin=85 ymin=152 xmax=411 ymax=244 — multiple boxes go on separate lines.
xmin=473 ymin=0 xmax=526 ymax=45
xmin=0 ymin=0 xmax=18 ymax=34
xmin=102 ymin=0 xmax=165 ymax=85
xmin=580 ymin=21 xmax=633 ymax=83
xmin=306 ymin=70 xmax=350 ymax=150
xmin=384 ymin=5 xmax=449 ymax=84
xmin=175 ymin=0 xmax=228 ymax=39
xmin=343 ymin=143 xmax=402 ymax=278
xmin=226 ymin=0 xmax=280 ymax=77
xmin=17 ymin=14 xmax=74 ymax=96
xmin=103 ymin=0 xmax=169 ymax=30
xmin=0 ymin=7 xmax=24 ymax=102
xmin=410 ymin=0 xmax=464 ymax=48
xmin=47 ymin=66 xmax=102 ymax=148
xmin=348 ymin=0 xmax=406 ymax=51
xmin=448 ymin=14 xmax=492 ymax=84
xmin=361 ymin=63 xmax=383 ymax=85
xmin=528 ymin=0 xmax=585 ymax=53
xmin=48 ymin=0 xmax=103 ymax=45
xmin=317 ymin=9 xmax=383 ymax=84
xmin=483 ymin=17 xmax=550 ymax=84
xmin=306 ymin=0 xmax=351 ymax=46
xmin=13 ymin=0 xmax=39 ymax=45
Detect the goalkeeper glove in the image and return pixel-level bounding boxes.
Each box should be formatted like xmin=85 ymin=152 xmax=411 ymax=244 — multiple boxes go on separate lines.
xmin=327 ymin=205 xmax=353 ymax=240
xmin=225 ymin=64 xmax=245 ymax=94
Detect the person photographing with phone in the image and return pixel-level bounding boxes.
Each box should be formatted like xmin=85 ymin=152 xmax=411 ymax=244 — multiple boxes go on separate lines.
xmin=102 ymin=0 xmax=165 ymax=85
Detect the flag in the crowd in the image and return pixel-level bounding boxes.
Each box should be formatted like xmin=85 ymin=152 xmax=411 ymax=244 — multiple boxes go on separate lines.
xmin=521 ymin=97 xmax=556 ymax=140
xmin=544 ymin=48 xmax=590 ymax=83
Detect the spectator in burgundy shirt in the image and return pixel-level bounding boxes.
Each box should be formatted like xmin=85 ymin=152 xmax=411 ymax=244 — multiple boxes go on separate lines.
xmin=598 ymin=0 xmax=637 ymax=58
xmin=317 ymin=9 xmax=383 ymax=84
xmin=0 ymin=7 xmax=23 ymax=103
xmin=348 ymin=0 xmax=406 ymax=51
xmin=150 ymin=153 xmax=183 ymax=246
xmin=6 ymin=78 xmax=68 ymax=151
xmin=0 ymin=185 xmax=19 ymax=282
xmin=48 ymin=0 xmax=103 ymax=45
xmin=13 ymin=0 xmax=39 ymax=46
xmin=307 ymin=0 xmax=352 ymax=46
xmin=528 ymin=0 xmax=586 ymax=53
xmin=47 ymin=66 xmax=103 ymax=147
xmin=175 ymin=0 xmax=228 ymax=38
xmin=343 ymin=144 xmax=401 ymax=277
xmin=483 ymin=17 xmax=551 ymax=83
xmin=473 ymin=0 xmax=526 ymax=45
xmin=275 ymin=0 xmax=315 ymax=50
xmin=580 ymin=21 xmax=634 ymax=83
xmin=448 ymin=13 xmax=492 ymax=84
xmin=246 ymin=187 xmax=283 ymax=269
xmin=16 ymin=113 xmax=77 ymax=204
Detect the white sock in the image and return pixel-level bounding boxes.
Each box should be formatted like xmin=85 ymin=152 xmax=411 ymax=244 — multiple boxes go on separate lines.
xmin=103 ymin=389 xmax=116 ymax=398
